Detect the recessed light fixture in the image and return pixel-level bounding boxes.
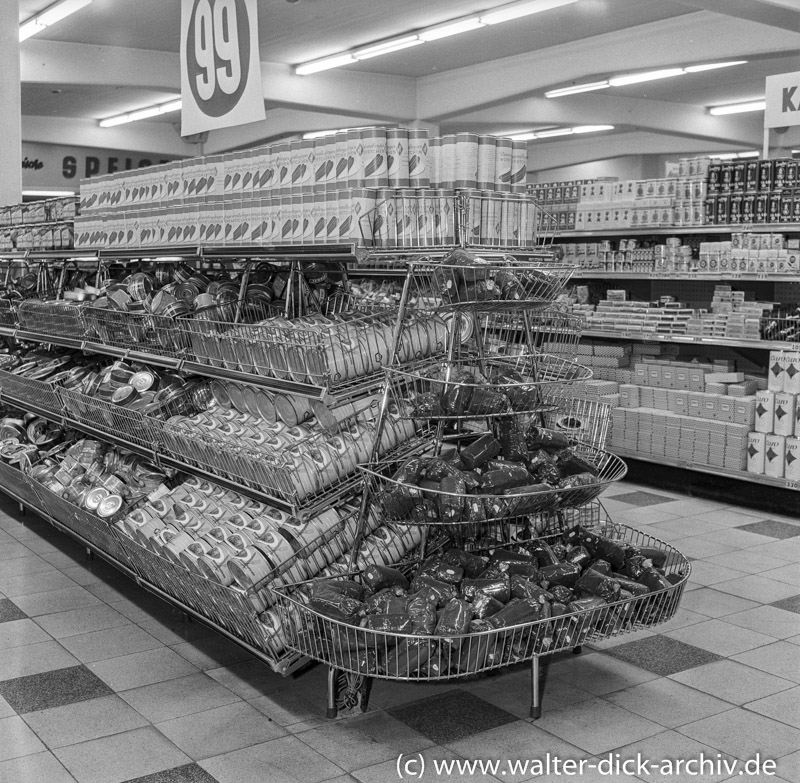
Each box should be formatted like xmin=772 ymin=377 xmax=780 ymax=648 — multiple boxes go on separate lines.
xmin=19 ymin=0 xmax=93 ymax=41
xmin=302 ymin=128 xmax=354 ymax=139
xmin=294 ymin=0 xmax=579 ymax=75
xmin=99 ymin=99 xmax=182 ymax=128
xmin=546 ymin=61 xmax=747 ymax=98
xmin=708 ymin=100 xmax=766 ymax=115
xmin=22 ymin=190 xmax=77 ymax=197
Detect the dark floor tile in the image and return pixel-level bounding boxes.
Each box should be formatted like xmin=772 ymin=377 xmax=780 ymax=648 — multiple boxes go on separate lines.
xmin=387 ymin=689 xmax=517 ymax=744
xmin=0 ymin=599 xmax=27 ymax=624
xmin=0 ymin=664 xmax=114 ymax=713
xmin=736 ymin=519 xmax=800 ymax=540
xmin=122 ymin=762 xmax=219 ymax=783
xmin=603 ymin=635 xmax=723 ymax=677
xmin=611 ymin=491 xmax=674 ymax=507
xmin=769 ymin=594 xmax=800 ymax=614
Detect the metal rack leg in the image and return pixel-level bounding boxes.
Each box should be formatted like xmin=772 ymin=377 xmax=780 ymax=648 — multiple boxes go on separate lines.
xmin=85 ymin=547 xmax=94 ymax=561
xmin=326 ymin=667 xmax=338 ymax=719
xmin=530 ymin=656 xmax=541 ymax=720
xmin=573 ymin=646 xmax=582 ymax=655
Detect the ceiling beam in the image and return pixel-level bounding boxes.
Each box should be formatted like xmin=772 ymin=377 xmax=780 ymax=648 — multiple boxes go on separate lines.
xmin=451 ymin=94 xmax=764 ymax=148
xmin=22 ymin=115 xmax=197 ymax=157
xmin=670 ymin=0 xmax=800 ymax=31
xmin=416 ymin=11 xmax=800 ymax=120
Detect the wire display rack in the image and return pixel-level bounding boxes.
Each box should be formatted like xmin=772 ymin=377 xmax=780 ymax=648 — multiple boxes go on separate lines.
xmin=480 ymin=307 xmax=584 ymax=360
xmin=272 ymin=513 xmax=690 ymax=717
xmin=0 ymin=457 xmax=50 ymax=515
xmin=384 ymin=353 xmax=592 ymax=422
xmin=540 ymin=391 xmax=613 ymax=452
xmin=360 ymin=443 xmax=626 ymax=525
xmin=0 ymin=368 xmax=63 ymax=417
xmin=82 ymin=305 xmax=191 ymax=357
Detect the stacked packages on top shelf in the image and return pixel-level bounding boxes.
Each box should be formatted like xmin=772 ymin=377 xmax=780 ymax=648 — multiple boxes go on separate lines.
xmin=74 ymin=129 xmax=542 ymax=251
xmin=0 ymin=196 xmax=79 ymax=252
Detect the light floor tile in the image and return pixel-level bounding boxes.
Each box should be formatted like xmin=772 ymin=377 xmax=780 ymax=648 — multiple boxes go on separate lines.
xmin=688 ymin=561 xmax=750 ymax=587
xmin=299 ymin=711 xmax=433 ymax=773
xmin=533 ymin=696 xmax=664 ymax=755
xmin=200 ymin=735 xmax=345 ymax=783
xmin=58 ymin=624 xmax=164 ymax=664
xmin=53 ymin=726 xmax=190 ymax=783
xmin=604 ymin=678 xmax=735 ymax=730
xmin=653 ymin=607 xmax=709 ymax=633
xmin=0 ymin=696 xmax=13 ymax=719
xmin=0 ymin=570 xmax=77 ymax=599
xmin=0 ymin=555 xmax=54 ymax=578
xmin=12 ymin=587 xmax=100 ymax=618
xmin=678 ymin=588 xmax=760 ymax=619
xmin=0 ymin=619 xmax=50 ymax=651
xmin=351 ymin=746 xmax=502 ymax=783
xmin=712 ymin=543 xmax=799 ymax=572
xmin=0 ymin=543 xmax=34 ymax=562
xmin=156 ymin=701 xmax=286 ymax=760
xmin=614 ymin=730 xmax=738 ymax=783
xmin=169 ymin=636 xmax=253 ymax=671
xmin=0 ymin=641 xmax=78 ymax=681
xmin=664 ymin=619 xmax=778 ymax=655
xmin=35 ymin=604 xmax=130 ymax=640
xmin=119 ymin=673 xmax=241 ymax=724
xmin=137 ymin=618 xmax=217 ymax=647
xmin=0 ymin=751 xmax=77 ymax=783
xmin=763 ymin=564 xmax=800 ymax=588
xmin=723 ymin=606 xmax=800 ymax=640
xmin=0 ymin=716 xmax=46 ymax=761
xmin=679 ymin=710 xmax=800 ymax=762
xmin=547 ymin=651 xmax=659 ymax=695
xmin=205 ymin=660 xmax=288 ymax=700
xmin=248 ymin=691 xmax=326 ymax=731
xmin=88 ymin=646 xmax=199 ymax=691
xmin=670 ymin=659 xmax=795 ymax=704
xmin=713 ymin=575 xmax=800 ymax=604
xmin=651 ymin=517 xmax=731 ymax=538
xmin=732 ymin=641 xmax=800 ymax=683
xmin=666 ymin=537 xmax=740 ymax=560
xmin=21 ymin=694 xmax=148 ymax=749
xmin=745 ymin=686 xmax=800 ymax=729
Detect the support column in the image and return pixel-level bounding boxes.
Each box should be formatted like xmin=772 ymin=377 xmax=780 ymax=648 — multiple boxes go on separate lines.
xmin=0 ymin=0 xmax=22 ymax=207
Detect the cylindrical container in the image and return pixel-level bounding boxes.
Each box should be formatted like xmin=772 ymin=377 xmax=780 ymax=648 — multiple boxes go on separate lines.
xmin=300 ymin=193 xmax=316 ymax=244
xmin=349 ymin=187 xmax=377 ymax=245
xmin=337 ymin=190 xmax=353 ymax=243
xmin=324 ymin=191 xmax=339 ymax=242
xmin=386 ymin=128 xmax=410 ymax=189
xmin=496 ymin=191 xmax=511 ymax=247
xmin=311 ymin=192 xmax=328 ymax=244
xmin=257 ymin=147 xmax=275 ymax=193
xmin=408 ymin=129 xmax=430 ymax=188
xmin=313 ymin=137 xmax=334 ymax=193
xmin=439 ymin=135 xmax=456 ymax=189
xmin=429 ymin=136 xmax=442 ymax=188
xmin=477 ymin=135 xmax=497 ymax=190
xmin=454 ymin=132 xmax=479 ymax=190
xmin=273 ymin=393 xmax=313 ymax=425
xmin=346 ymin=128 xmax=365 ymax=189
xmin=463 ymin=188 xmax=482 ymax=245
xmin=361 ymin=127 xmax=388 ymax=188
xmin=494 ymin=137 xmax=513 ymax=192
xmin=510 ymin=140 xmax=528 ymax=193
xmin=332 ymin=131 xmax=349 ymax=191
xmin=395 ymin=189 xmax=417 ymax=248
xmin=480 ymin=190 xmax=497 ymax=245
xmin=375 ymin=188 xmax=397 ymax=249
xmin=273 ymin=142 xmax=291 ymax=197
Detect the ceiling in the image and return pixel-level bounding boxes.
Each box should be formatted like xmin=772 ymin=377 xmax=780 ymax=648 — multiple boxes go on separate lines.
xmin=17 ymin=0 xmax=800 ymax=171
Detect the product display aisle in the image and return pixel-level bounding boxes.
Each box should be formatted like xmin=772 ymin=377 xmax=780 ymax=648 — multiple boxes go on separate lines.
xmin=0 ymin=482 xmax=798 ymax=783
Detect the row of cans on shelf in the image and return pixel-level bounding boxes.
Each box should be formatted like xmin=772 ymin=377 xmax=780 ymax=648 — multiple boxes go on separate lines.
xmin=74 ymin=188 xmax=550 ymax=250
xmin=704 ymin=190 xmax=800 ymax=226
xmin=78 ymin=129 xmax=528 ymax=215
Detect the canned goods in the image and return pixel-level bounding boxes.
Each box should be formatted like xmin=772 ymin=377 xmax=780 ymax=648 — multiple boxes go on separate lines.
xmin=111 ymin=385 xmax=137 ymax=405
xmin=84 ymin=486 xmax=109 ymax=511
xmin=408 ymin=129 xmax=430 ymax=188
xmin=97 ymin=494 xmax=123 ymax=518
xmin=454 ymin=133 xmax=479 ymax=190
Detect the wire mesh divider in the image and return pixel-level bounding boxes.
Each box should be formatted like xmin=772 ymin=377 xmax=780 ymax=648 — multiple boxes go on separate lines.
xmin=480 ymin=307 xmax=585 ymax=360
xmin=0 ymin=458 xmax=51 ymax=516
xmin=541 ymin=392 xmax=613 ymax=452
xmin=272 ymin=517 xmax=689 ymax=682
xmin=82 ymin=305 xmax=192 ymax=358
xmin=0 ymin=369 xmax=64 ymax=417
xmin=16 ymin=299 xmax=86 ymax=337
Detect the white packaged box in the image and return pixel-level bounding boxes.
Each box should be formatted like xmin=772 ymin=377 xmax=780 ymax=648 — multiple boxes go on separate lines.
xmin=754 ymin=391 xmax=775 ymax=434
xmin=767 ymin=351 xmax=786 ymax=392
xmin=773 ymin=393 xmax=796 ymax=438
xmin=785 ymin=437 xmax=800 ymax=482
xmin=747 ymin=432 xmax=766 ymax=474
xmin=764 ymin=434 xmax=786 ymax=478
xmin=783 ymin=353 xmax=800 ymax=396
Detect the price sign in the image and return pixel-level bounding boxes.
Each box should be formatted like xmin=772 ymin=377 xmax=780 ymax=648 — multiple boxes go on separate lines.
xmin=180 ymin=0 xmax=266 ymax=136
xmin=786 ymin=479 xmax=798 ymax=491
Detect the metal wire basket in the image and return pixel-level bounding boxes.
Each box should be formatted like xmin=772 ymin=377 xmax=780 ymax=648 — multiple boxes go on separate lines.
xmin=541 ymin=391 xmax=613 ymax=452
xmin=404 ymin=256 xmax=575 ymax=314
xmin=480 ymin=307 xmax=584 ymax=360
xmin=0 ymin=457 xmax=51 ymax=515
xmin=384 ymin=354 xmax=592 ymax=422
xmin=0 ymin=368 xmax=64 ymax=417
xmin=272 ymin=518 xmax=689 ymax=682
xmin=17 ymin=299 xmax=87 ymax=337
xmin=82 ymin=305 xmax=191 ymax=357
xmin=360 ymin=443 xmax=627 ymax=525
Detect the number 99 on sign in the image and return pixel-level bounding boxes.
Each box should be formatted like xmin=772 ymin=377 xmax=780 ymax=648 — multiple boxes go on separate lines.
xmin=186 ymin=0 xmax=251 ymax=117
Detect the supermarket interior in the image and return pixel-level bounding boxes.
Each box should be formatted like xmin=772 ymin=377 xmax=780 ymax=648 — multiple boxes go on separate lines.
xmin=1 ymin=1 xmax=800 ymax=782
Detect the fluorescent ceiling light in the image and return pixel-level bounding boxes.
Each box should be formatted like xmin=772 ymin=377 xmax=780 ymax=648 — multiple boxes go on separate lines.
xmin=303 ymin=128 xmax=351 ymax=139
xmin=22 ymin=190 xmax=76 ymax=197
xmin=572 ymin=124 xmax=615 ymax=133
xmin=99 ymin=99 xmax=182 ymax=128
xmin=609 ymin=68 xmax=686 ymax=87
xmin=353 ymin=36 xmax=422 ymax=60
xmin=419 ymin=17 xmax=484 ymax=41
xmin=736 ymin=151 xmax=759 ymax=158
xmin=508 ymin=132 xmax=537 ymax=141
xmin=684 ymin=60 xmax=747 ymax=73
xmin=19 ymin=0 xmax=93 ymax=41
xmin=546 ymin=81 xmax=610 ymax=98
xmin=480 ymin=0 xmax=578 ymax=25
xmin=535 ymin=128 xmax=574 ymax=138
xmin=708 ymin=150 xmax=759 ymax=159
xmin=709 ymin=100 xmax=766 ymax=115
xmin=295 ymin=53 xmax=357 ymax=76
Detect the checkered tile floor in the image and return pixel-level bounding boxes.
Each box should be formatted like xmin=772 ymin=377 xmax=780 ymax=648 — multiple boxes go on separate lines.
xmin=0 ymin=485 xmax=798 ymax=783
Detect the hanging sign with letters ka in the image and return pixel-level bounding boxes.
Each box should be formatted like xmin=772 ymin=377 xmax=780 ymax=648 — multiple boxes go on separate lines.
xmin=180 ymin=0 xmax=266 ymax=136
xmin=765 ymin=70 xmax=800 ymax=129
